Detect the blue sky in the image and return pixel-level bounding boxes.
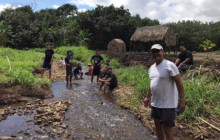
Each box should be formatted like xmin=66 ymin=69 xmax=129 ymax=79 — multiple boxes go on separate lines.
xmin=0 ymin=0 xmax=219 ymax=23
xmin=0 ymin=0 xmax=93 ymax=11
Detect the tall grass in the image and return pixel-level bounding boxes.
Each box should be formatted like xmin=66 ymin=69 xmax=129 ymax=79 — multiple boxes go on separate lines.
xmin=115 ymin=66 xmax=220 ymax=122
xmin=0 ymin=47 xmax=54 ymax=88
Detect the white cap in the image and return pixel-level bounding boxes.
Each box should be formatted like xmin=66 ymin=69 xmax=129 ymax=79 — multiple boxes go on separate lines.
xmin=150 ymin=44 xmax=163 ymax=51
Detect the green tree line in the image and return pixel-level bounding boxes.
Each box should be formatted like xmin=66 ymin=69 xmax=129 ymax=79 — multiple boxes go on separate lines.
xmin=0 ymin=4 xmax=219 ymax=51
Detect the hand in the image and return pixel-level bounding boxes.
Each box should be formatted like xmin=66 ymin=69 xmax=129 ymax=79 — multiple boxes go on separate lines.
xmin=178 ymin=66 xmax=181 ymax=70
xmin=178 ymin=100 xmax=185 ymax=114
xmin=144 ymin=98 xmax=151 ymax=108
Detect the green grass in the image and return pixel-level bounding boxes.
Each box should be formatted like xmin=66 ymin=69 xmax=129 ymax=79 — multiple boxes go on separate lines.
xmin=115 ymin=65 xmax=220 ymax=122
xmin=0 ymin=47 xmax=56 ymax=88
xmin=0 ymin=46 xmax=119 ymax=88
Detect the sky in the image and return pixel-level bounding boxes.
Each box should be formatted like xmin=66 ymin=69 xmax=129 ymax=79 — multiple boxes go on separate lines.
xmin=0 ymin=0 xmax=219 ymax=23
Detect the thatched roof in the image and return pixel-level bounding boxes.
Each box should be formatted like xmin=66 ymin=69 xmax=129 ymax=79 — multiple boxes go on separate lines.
xmin=130 ymin=25 xmax=176 ymax=46
xmin=108 ymin=39 xmax=126 ymax=53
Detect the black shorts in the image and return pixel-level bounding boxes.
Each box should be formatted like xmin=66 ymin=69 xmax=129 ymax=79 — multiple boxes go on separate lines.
xmin=74 ymin=71 xmax=79 ymax=75
xmin=109 ymin=84 xmax=117 ymax=90
xmin=66 ymin=67 xmax=73 ymax=75
xmin=151 ymin=106 xmax=176 ymax=127
xmin=93 ymin=65 xmax=101 ymax=76
xmin=43 ymin=62 xmax=52 ymax=71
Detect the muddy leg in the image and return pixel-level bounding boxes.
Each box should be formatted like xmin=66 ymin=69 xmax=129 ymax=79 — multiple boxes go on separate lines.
xmin=97 ymin=75 xmax=100 ymax=84
xmin=80 ymin=72 xmax=83 ymax=79
xmin=70 ymin=74 xmax=73 ymax=85
xmin=154 ymin=119 xmax=165 ymax=140
xmin=104 ymin=82 xmax=110 ymax=94
xmin=41 ymin=69 xmax=45 ymax=78
xmin=99 ymin=82 xmax=104 ymax=90
xmin=49 ymin=70 xmax=52 ymax=80
xmin=91 ymin=75 xmax=94 ymax=83
xmin=163 ymin=125 xmax=174 ymax=140
xmin=66 ymin=74 xmax=69 ymax=86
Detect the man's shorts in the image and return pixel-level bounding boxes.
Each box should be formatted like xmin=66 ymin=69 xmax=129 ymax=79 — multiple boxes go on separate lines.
xmin=66 ymin=67 xmax=73 ymax=75
xmin=42 ymin=62 xmax=52 ymax=71
xmin=151 ymin=106 xmax=176 ymax=127
xmin=180 ymin=64 xmax=192 ymax=71
xmin=93 ymin=65 xmax=101 ymax=76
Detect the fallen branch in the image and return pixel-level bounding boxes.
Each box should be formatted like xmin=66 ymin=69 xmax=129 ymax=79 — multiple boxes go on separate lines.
xmin=6 ymin=56 xmax=12 ymax=71
xmin=199 ymin=117 xmax=220 ymax=132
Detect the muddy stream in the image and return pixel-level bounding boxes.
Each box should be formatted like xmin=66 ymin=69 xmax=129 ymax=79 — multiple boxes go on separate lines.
xmin=0 ymin=70 xmax=192 ymax=140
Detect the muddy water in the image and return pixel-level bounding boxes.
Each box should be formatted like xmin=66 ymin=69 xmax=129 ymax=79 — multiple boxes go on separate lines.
xmin=48 ymin=77 xmax=154 ymax=139
xmin=0 ymin=70 xmax=192 ymax=139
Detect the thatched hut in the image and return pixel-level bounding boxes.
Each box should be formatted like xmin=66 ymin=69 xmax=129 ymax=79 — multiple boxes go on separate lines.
xmin=107 ymin=39 xmax=126 ymax=54
xmin=130 ymin=25 xmax=177 ymax=52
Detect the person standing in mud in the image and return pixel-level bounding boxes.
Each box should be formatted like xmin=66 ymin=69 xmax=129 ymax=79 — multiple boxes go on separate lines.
xmin=90 ymin=49 xmax=104 ymax=83
xmin=65 ymin=50 xmax=74 ymax=86
xmin=144 ymin=44 xmax=185 ymax=140
xmin=41 ymin=43 xmax=54 ymax=80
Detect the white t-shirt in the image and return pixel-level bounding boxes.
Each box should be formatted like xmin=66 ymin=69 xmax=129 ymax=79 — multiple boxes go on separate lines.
xmin=60 ymin=60 xmax=65 ymax=66
xmin=149 ymin=59 xmax=179 ymax=108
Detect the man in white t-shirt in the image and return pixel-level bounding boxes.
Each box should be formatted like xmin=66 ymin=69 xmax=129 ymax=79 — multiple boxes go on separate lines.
xmin=144 ymin=44 xmax=185 ymax=140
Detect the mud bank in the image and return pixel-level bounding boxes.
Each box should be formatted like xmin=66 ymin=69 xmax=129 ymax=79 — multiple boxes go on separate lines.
xmin=0 ymin=85 xmax=53 ymax=105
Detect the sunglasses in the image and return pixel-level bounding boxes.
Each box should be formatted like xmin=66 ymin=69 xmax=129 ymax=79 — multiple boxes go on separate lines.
xmin=151 ymin=49 xmax=161 ymax=54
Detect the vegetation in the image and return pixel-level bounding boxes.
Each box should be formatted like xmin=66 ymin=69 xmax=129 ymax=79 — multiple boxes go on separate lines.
xmin=199 ymin=39 xmax=216 ymax=58
xmin=0 ymin=4 xmax=159 ymax=50
xmin=115 ymin=66 xmax=220 ymax=122
xmin=0 ymin=47 xmax=61 ymax=88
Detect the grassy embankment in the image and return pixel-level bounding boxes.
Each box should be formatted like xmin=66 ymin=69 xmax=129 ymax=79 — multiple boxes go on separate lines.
xmin=0 ymin=46 xmax=119 ymax=88
xmin=115 ymin=66 xmax=220 ymax=122
xmin=0 ymin=47 xmax=54 ymax=88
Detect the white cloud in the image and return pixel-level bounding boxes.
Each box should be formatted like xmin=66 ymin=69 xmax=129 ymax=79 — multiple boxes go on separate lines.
xmin=78 ymin=8 xmax=87 ymax=12
xmin=0 ymin=4 xmax=16 ymax=13
xmin=52 ymin=5 xmax=60 ymax=9
xmin=69 ymin=0 xmax=220 ymax=23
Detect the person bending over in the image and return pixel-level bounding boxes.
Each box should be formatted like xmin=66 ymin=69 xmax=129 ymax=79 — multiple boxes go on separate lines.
xmin=74 ymin=63 xmax=83 ymax=80
xmin=99 ymin=67 xmax=118 ymax=94
xmin=175 ymin=46 xmax=193 ymax=71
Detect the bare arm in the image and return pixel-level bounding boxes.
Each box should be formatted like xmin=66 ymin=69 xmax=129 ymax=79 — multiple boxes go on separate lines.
xmin=144 ymin=85 xmax=152 ymax=107
xmin=180 ymin=58 xmax=190 ymax=65
xmin=90 ymin=59 xmax=94 ymax=65
xmin=175 ymin=58 xmax=180 ymax=65
xmin=172 ymin=74 xmax=185 ymax=113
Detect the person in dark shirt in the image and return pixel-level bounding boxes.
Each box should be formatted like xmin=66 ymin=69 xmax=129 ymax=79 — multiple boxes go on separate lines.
xmin=74 ymin=63 xmax=83 ymax=80
xmin=99 ymin=67 xmax=118 ymax=94
xmin=41 ymin=43 xmax=54 ymax=80
xmin=90 ymin=49 xmax=104 ymax=83
xmin=175 ymin=46 xmax=193 ymax=71
xmin=65 ymin=50 xmax=74 ymax=86
xmin=100 ymin=60 xmax=111 ymax=78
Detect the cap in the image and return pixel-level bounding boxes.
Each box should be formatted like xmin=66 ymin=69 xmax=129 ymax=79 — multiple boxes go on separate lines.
xmin=88 ymin=64 xmax=92 ymax=66
xmin=150 ymin=44 xmax=163 ymax=51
